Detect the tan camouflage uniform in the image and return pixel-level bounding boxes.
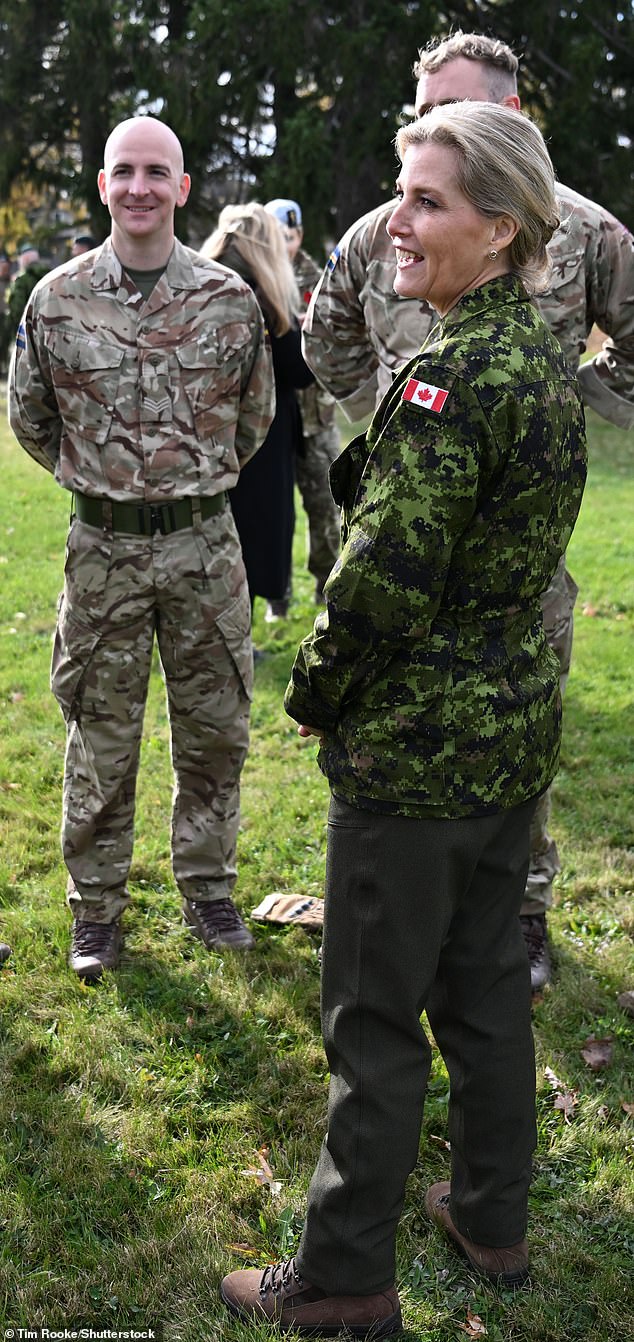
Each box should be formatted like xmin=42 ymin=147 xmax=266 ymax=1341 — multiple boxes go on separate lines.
xmin=303 ymin=184 xmax=634 ymax=914
xmin=9 ymin=238 xmax=274 ymax=922
xmin=293 ymin=247 xmax=341 ymax=591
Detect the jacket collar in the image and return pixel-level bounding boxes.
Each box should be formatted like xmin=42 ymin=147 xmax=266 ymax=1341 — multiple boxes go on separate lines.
xmin=90 ymin=236 xmax=199 ymax=301
xmin=438 ymin=273 xmax=529 ymax=336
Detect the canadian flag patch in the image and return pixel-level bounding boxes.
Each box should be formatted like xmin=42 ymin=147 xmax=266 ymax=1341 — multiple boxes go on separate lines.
xmin=402 ymin=378 xmax=449 ymax=413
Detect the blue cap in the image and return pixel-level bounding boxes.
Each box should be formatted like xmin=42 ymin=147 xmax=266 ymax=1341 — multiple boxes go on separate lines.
xmin=265 ymin=198 xmax=302 ymax=228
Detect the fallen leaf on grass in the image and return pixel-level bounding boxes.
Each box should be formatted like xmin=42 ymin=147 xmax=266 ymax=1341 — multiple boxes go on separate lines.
xmin=242 ymin=1147 xmax=282 ymax=1197
xmin=544 ymin=1066 xmax=578 ymax=1123
xmin=227 ymin=1242 xmax=258 ymax=1256
xmin=582 ymin=603 xmax=600 ymax=617
xmin=0 ymin=781 xmax=21 ymax=791
xmin=621 ymin=1101 xmax=634 ymax=1119
xmin=458 ymin=1308 xmax=487 ymax=1336
xmin=553 ymin=1090 xmax=579 ymax=1122
xmin=10 ymin=692 xmax=25 ymax=703
xmin=581 ymin=1036 xmax=614 ymax=1071
xmin=429 ymin=1133 xmax=451 ymax=1151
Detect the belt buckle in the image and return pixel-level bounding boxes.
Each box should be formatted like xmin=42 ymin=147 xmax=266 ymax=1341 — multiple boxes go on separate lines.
xmin=148 ymin=503 xmax=178 ymax=536
xmin=148 ymin=505 xmax=163 ymax=536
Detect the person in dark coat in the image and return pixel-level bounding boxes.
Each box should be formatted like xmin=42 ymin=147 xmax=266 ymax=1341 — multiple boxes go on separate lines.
xmin=201 ymin=204 xmax=313 ymax=616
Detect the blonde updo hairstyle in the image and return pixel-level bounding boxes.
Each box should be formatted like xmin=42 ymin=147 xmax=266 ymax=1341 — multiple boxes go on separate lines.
xmin=396 ymin=101 xmax=559 ymax=294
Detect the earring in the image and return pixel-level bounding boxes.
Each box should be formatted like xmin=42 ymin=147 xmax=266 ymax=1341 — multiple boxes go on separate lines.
xmin=488 ymin=248 xmax=498 ymax=260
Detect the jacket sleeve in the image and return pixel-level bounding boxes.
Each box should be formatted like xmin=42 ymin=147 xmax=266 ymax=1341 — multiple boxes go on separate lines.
xmin=8 ymin=292 xmax=61 ymax=474
xmin=302 ymin=230 xmax=381 ymax=422
xmin=577 ymin=209 xmax=634 ymax=429
xmin=284 ymin=380 xmax=484 ymax=730
xmin=234 ymin=294 xmax=276 ymax=468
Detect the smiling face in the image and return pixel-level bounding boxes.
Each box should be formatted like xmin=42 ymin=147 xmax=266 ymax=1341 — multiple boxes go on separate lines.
xmin=387 ymin=140 xmax=515 ymax=316
xmin=97 ymin=118 xmax=190 ymax=267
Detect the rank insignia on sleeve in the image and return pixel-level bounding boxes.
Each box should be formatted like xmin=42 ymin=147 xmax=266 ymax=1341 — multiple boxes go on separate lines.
xmin=402 ymin=377 xmax=449 ymax=412
xmin=16 ymin=321 xmax=26 ymax=352
xmin=326 ymin=246 xmax=340 ymax=272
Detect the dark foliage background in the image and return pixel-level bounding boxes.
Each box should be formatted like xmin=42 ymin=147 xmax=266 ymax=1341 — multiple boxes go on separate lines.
xmin=0 ymin=0 xmax=631 ymax=254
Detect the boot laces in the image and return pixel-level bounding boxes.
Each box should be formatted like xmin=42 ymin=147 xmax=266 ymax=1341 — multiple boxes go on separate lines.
xmin=73 ymin=921 xmax=118 ymax=953
xmin=260 ymin=1258 xmax=303 ymax=1297
xmin=189 ymin=898 xmax=245 ymax=933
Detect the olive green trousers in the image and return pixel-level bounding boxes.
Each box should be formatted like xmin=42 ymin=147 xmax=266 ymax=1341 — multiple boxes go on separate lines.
xmin=296 ymin=793 xmax=538 ymax=1295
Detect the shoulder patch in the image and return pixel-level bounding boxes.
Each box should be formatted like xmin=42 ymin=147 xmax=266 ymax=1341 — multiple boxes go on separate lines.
xmin=327 ymin=245 xmax=340 ymax=273
xmin=402 ymin=377 xmax=449 ymax=413
xmin=15 ymin=321 xmax=26 ymax=352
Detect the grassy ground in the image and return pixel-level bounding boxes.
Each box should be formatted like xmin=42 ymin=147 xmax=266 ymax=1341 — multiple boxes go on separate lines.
xmin=0 ymin=394 xmax=632 ymax=1341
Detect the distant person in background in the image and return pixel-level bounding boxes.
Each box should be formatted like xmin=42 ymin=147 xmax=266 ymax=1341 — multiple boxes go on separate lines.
xmin=264 ymin=199 xmax=341 ymax=618
xmin=5 ymin=244 xmax=49 ymax=343
xmin=70 ymin=234 xmax=97 ymax=257
xmin=202 ymin=204 xmax=314 ymax=636
xmin=0 ymin=251 xmax=11 ymax=372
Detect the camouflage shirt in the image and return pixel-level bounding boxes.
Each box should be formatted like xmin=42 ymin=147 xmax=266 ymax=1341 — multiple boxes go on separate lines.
xmin=293 ymin=246 xmax=336 ymax=437
xmin=285 ymin=276 xmax=587 ymax=818
xmin=8 ymin=238 xmax=274 ymax=501
xmin=303 ymin=183 xmax=634 ymax=429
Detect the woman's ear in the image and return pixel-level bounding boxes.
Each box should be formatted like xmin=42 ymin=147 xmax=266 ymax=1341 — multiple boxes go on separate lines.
xmin=492 ymin=213 xmax=520 ymax=253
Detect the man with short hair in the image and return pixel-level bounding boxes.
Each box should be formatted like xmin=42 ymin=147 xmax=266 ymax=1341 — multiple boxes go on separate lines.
xmin=9 ymin=116 xmax=274 ymax=979
xmin=70 ymin=234 xmax=97 ymax=256
xmin=303 ymin=30 xmax=634 ymax=992
xmin=265 ymin=198 xmax=341 ymax=613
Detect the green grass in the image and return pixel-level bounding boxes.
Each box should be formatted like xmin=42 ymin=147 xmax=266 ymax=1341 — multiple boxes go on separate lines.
xmin=0 ymin=396 xmax=632 ymax=1341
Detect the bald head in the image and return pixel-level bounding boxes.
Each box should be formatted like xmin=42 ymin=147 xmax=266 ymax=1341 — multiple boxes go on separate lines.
xmin=98 ymin=115 xmax=191 ymax=267
xmin=103 ymin=116 xmax=185 ymax=176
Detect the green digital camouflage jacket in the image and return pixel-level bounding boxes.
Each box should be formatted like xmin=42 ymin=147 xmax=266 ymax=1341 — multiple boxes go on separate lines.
xmin=285 ymin=275 xmax=587 ymax=818
xmin=303 ymin=183 xmax=634 ymax=430
xmin=8 ymin=238 xmax=274 ymax=501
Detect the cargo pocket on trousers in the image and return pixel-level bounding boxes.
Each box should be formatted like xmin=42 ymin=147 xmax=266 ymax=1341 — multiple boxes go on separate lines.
xmin=215 ymin=588 xmax=254 ymax=703
xmin=51 ymin=596 xmax=102 ymax=723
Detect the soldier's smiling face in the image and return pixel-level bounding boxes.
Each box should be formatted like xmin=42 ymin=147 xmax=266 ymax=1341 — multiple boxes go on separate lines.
xmin=98 ymin=118 xmax=190 ymax=262
xmin=388 ymin=142 xmax=512 ymax=315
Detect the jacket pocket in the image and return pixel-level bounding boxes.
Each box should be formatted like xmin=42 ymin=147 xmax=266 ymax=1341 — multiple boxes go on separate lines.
xmin=175 ymin=322 xmax=250 ymax=443
xmin=47 ymin=327 xmax=124 ymax=444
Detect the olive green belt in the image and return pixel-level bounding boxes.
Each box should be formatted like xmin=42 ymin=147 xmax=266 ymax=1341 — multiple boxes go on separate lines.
xmin=73 ymin=490 xmax=226 ymax=536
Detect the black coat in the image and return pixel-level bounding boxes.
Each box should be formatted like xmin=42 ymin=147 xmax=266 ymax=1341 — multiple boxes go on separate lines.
xmin=230 ymin=322 xmax=313 ymax=598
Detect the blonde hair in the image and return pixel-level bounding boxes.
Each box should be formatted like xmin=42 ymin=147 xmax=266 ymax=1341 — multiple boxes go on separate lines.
xmin=201 ymin=202 xmax=300 ymax=335
xmin=396 ymin=102 xmax=558 ymax=293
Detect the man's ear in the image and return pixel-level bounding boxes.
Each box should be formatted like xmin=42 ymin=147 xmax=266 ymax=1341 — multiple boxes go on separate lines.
xmin=176 ymin=173 xmax=191 ymax=208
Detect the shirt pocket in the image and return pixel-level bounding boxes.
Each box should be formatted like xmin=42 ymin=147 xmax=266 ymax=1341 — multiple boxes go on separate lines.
xmin=175 ymin=322 xmax=250 ymax=446
xmin=46 ymin=327 xmax=124 ymax=444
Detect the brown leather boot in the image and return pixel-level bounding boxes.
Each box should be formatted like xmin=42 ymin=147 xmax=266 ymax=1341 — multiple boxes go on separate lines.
xmin=69 ymin=920 xmax=122 ymax=980
xmin=220 ymin=1257 xmax=402 ymax=1336
xmin=425 ymin=1182 xmax=530 ymax=1287
xmin=182 ymin=897 xmax=254 ymax=950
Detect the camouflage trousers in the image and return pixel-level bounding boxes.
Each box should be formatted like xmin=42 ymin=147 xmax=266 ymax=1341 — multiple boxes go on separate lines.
xmin=522 ymin=556 xmax=578 ymax=917
xmin=51 ymin=506 xmax=252 ymax=924
xmin=296 ymin=424 xmax=342 ymax=588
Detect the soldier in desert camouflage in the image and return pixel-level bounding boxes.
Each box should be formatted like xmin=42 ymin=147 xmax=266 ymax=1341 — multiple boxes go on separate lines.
xmin=264 ymin=199 xmax=341 ymax=614
xmin=9 ymin=117 xmax=274 ymax=979
xmin=302 ymin=31 xmax=634 ymax=992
